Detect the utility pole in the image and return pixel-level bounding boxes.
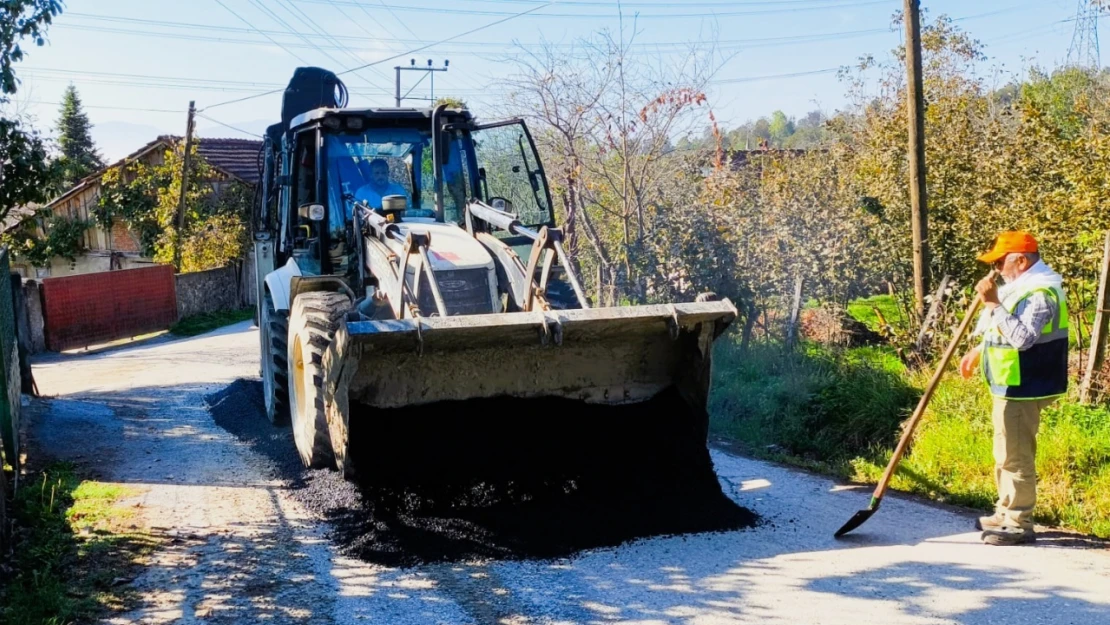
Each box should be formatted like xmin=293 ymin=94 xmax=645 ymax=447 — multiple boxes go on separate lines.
xmin=174 ymin=100 xmax=196 ymax=273
xmin=904 ymin=0 xmax=929 ymax=320
xmin=394 ymin=58 xmax=448 ymax=106
xmin=395 ymin=66 xmax=401 ymax=107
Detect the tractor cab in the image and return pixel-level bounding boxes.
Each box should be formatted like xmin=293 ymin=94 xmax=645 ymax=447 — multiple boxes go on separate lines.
xmin=263 ymin=104 xmax=557 ymax=280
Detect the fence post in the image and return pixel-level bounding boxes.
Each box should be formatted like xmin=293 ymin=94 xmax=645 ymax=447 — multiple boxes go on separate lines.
xmin=0 ymin=447 xmax=8 ymax=556
xmin=0 ymin=250 xmax=17 ymax=475
xmin=785 ymin=274 xmax=804 ymax=350
xmin=10 ymin=273 xmax=35 ymax=395
xmin=1080 ymin=231 xmax=1110 ymax=404
xmin=916 ymin=274 xmax=951 ymax=353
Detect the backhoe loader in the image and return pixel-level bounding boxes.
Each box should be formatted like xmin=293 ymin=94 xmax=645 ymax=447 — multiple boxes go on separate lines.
xmin=253 ymin=67 xmax=738 ymax=479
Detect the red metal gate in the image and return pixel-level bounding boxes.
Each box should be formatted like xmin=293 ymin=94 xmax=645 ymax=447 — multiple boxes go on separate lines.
xmin=40 ymin=265 xmax=178 ymax=352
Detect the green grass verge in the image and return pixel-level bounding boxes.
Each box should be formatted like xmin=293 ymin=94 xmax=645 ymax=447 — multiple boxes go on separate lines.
xmin=846 ymin=294 xmax=907 ymax=334
xmin=709 ymin=336 xmax=918 ymax=475
xmin=170 ymin=307 xmax=254 ymax=337
xmin=0 ymin=462 xmax=163 ymax=624
xmin=709 ymin=330 xmax=1110 ymax=539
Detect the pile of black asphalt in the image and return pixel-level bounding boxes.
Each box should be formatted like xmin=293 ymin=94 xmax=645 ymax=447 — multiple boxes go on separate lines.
xmin=206 ymin=379 xmax=757 ymax=567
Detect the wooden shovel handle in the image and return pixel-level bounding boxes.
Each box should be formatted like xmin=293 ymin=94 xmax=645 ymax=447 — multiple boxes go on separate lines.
xmin=872 ymin=270 xmax=999 ymax=499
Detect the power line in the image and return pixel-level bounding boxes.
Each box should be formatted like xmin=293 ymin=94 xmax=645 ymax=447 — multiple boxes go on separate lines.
xmin=713 ymin=67 xmax=840 ymax=84
xmin=271 ymin=0 xmax=391 ymax=82
xmin=52 ymin=20 xmax=888 ymax=53
xmin=334 ymin=1 xmax=556 ymax=78
xmin=61 ymin=5 xmax=1037 ymax=51
xmin=195 ymin=112 xmax=264 ymax=137
xmin=319 ymin=0 xmax=392 ymax=34
xmin=15 ymin=99 xmax=184 ymax=113
xmin=200 ymin=0 xmax=558 ymax=111
xmin=371 ymin=0 xmax=419 ymax=40
xmin=243 ymin=0 xmax=377 ymax=88
xmin=212 ymin=0 xmax=313 ymax=65
xmin=22 ymin=66 xmax=291 ymax=87
xmin=437 ymin=0 xmax=871 ymax=6
xmin=317 ymin=0 xmax=389 ymax=45
xmin=289 ymin=0 xmax=897 ymax=19
xmin=17 ymin=66 xmax=505 ymax=97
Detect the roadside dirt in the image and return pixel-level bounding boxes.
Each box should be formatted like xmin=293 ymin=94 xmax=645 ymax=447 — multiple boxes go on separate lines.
xmin=23 ymin=320 xmax=1110 ymax=624
xmin=28 ymin=325 xmax=342 ymax=624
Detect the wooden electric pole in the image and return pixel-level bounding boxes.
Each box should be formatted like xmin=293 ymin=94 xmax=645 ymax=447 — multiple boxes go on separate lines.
xmin=174 ymin=100 xmax=196 ymax=272
xmin=904 ymin=0 xmax=929 ymax=319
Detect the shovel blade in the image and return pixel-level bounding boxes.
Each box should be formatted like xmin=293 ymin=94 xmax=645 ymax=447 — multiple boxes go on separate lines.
xmin=834 ymin=496 xmax=881 ymax=538
xmin=329 ymin=301 xmax=737 ymax=409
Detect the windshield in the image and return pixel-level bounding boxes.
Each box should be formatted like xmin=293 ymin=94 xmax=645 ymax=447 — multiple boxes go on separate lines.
xmin=323 ymin=127 xmax=469 ymax=233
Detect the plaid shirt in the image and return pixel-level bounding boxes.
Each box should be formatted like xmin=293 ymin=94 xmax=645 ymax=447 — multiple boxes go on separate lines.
xmin=987 ymin=291 xmax=1057 ymax=351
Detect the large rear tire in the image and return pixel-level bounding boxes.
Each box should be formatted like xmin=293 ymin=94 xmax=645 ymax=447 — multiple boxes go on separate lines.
xmin=287 ymin=291 xmax=350 ymax=468
xmin=261 ymin=289 xmax=290 ymax=425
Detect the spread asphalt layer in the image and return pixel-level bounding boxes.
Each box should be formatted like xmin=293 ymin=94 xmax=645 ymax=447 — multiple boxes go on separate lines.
xmin=25 ymin=320 xmax=1110 ymax=624
xmin=206 ymin=379 xmax=758 ymax=567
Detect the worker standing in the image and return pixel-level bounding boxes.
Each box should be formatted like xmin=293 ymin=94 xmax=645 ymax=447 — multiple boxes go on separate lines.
xmin=958 ymin=232 xmax=1070 ymax=546
xmin=959 ymin=230 xmax=1070 ymax=548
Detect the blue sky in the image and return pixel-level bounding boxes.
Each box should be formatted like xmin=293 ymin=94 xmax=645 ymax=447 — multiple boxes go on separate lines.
xmin=4 ymin=0 xmax=1098 ymax=161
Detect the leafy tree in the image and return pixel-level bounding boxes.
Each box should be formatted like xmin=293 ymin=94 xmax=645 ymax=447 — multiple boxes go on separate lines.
xmin=1019 ymin=66 xmax=1105 ymax=140
xmin=0 ymin=117 xmax=49 ymax=221
xmin=52 ymin=84 xmax=104 ymax=191
xmin=3 ymin=213 xmax=91 ymax=269
xmin=0 ymin=0 xmax=63 ymax=225
xmin=434 ymin=96 xmax=467 ymax=109
xmin=768 ymin=110 xmax=795 ymax=144
xmin=94 ymin=160 xmax=160 ymax=255
xmin=96 ymin=138 xmax=252 ymax=272
xmin=0 ymin=1 xmax=62 ymax=95
xmin=784 ymin=110 xmax=830 ymax=148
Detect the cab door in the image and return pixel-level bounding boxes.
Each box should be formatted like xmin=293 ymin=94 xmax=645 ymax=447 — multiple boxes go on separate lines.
xmin=288 ymin=128 xmax=323 ymax=276
xmin=468 ymin=119 xmax=555 ymax=231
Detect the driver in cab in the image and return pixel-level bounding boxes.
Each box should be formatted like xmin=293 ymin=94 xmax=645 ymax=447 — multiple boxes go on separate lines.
xmin=355 ymin=158 xmax=411 ymax=209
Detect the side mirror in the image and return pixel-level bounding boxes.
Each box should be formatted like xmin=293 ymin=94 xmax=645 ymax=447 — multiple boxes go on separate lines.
xmin=299 ymin=203 xmax=325 ymax=221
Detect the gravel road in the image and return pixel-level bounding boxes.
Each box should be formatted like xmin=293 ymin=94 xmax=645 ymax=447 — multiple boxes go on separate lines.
xmin=26 ymin=320 xmax=1110 ymax=624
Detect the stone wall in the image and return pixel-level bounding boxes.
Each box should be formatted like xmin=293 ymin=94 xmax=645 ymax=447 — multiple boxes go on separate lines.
xmin=175 ymin=265 xmax=244 ymax=321
xmin=22 ymin=280 xmax=45 ymax=353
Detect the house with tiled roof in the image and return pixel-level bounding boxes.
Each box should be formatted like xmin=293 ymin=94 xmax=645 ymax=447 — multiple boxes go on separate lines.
xmin=8 ymin=136 xmax=262 ymax=278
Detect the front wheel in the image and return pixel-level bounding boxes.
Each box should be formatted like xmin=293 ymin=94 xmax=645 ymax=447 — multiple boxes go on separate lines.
xmin=287 ymin=291 xmax=351 ymax=468
xmin=261 ymin=290 xmax=290 ymax=425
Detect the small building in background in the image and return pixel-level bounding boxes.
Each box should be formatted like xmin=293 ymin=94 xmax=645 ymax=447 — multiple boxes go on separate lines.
xmin=5 ymin=136 xmax=261 ymax=279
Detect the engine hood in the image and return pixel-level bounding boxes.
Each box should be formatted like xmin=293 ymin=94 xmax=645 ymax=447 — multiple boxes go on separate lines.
xmin=381 ymin=219 xmax=493 ymax=272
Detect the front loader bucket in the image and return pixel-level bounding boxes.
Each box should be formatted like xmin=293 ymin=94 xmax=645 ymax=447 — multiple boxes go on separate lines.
xmin=321 ymin=300 xmax=738 ymax=482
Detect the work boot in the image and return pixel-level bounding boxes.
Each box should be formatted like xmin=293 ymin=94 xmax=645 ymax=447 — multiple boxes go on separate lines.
xmin=981 ymin=525 xmax=1035 ymax=546
xmin=975 ymin=512 xmax=1005 ymax=531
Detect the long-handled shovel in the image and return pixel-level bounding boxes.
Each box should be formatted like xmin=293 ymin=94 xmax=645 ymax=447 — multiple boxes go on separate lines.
xmin=834 ymin=270 xmax=999 ymax=538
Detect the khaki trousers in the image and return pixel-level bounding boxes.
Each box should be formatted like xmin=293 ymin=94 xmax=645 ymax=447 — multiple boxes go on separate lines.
xmin=991 ymin=396 xmax=1056 ymax=530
